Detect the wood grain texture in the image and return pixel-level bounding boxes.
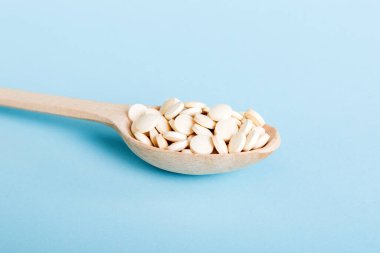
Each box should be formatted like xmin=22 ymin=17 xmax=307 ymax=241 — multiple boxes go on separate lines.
xmin=0 ymin=88 xmax=281 ymax=175
xmin=0 ymin=88 xmax=128 ymax=125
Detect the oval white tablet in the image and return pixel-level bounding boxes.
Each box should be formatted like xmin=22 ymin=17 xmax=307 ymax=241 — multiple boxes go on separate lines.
xmin=212 ymin=135 xmax=228 ymax=154
xmin=231 ymin=110 xmax=243 ymax=121
xmin=192 ymin=123 xmax=213 ymax=136
xmin=168 ymin=140 xmax=189 ymax=152
xmin=245 ymin=109 xmax=265 ymax=126
xmin=134 ymin=113 xmax=159 ymax=133
xmin=231 ymin=117 xmax=242 ymax=127
xmin=180 ymin=107 xmax=202 ymax=116
xmin=184 ymin=101 xmax=206 ymax=108
xmin=128 ymin=104 xmax=147 ymax=122
xmin=181 ymin=149 xmax=192 ymax=154
xmin=145 ymin=108 xmax=161 ymax=115
xmin=243 ymin=129 xmax=260 ymax=151
xmin=239 ymin=119 xmax=254 ymax=135
xmin=194 ymin=114 xmax=215 ymax=129
xmin=156 ymin=134 xmax=169 ymax=149
xmin=253 ymin=133 xmax=270 ymax=149
xmin=165 ymin=102 xmax=185 ymax=120
xmin=168 ymin=118 xmax=175 ymax=130
xmin=187 ymin=134 xmax=195 ymax=142
xmin=253 ymin=126 xmax=266 ymax=136
xmin=163 ymin=131 xmax=187 ymax=142
xmin=208 ymin=104 xmax=232 ymax=121
xmin=228 ymin=133 xmax=246 ymax=153
xmin=133 ymin=132 xmax=152 ymax=146
xmin=190 ymin=135 xmax=214 ymax=154
xmin=173 ymin=114 xmax=194 ymax=135
xmin=149 ymin=128 xmax=159 ymax=147
xmin=155 ymin=115 xmax=171 ymax=133
xmin=214 ymin=118 xmax=238 ymax=141
xmin=160 ymin=98 xmax=180 ymax=114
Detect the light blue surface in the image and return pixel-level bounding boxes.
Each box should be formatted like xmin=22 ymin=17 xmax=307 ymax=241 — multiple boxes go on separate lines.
xmin=1 ymin=0 xmax=379 ymax=252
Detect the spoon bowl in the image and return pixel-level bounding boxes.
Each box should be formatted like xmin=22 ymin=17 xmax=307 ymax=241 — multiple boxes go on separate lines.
xmin=0 ymin=88 xmax=281 ymax=175
xmin=119 ymin=121 xmax=280 ymax=175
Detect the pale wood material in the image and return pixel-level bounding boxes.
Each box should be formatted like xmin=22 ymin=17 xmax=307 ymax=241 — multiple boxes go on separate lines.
xmin=0 ymin=88 xmax=281 ymax=175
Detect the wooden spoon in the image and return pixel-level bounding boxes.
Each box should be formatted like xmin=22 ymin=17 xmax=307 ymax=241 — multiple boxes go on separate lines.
xmin=0 ymin=88 xmax=281 ymax=175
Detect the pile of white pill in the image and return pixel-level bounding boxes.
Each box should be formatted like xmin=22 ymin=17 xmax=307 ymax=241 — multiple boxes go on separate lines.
xmin=127 ymin=98 xmax=270 ymax=154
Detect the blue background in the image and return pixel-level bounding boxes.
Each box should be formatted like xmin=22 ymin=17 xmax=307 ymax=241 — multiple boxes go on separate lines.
xmin=1 ymin=0 xmax=379 ymax=252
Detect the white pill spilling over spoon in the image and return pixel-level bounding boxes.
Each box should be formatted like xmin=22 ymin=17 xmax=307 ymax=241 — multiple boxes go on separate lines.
xmin=0 ymin=88 xmax=280 ymax=175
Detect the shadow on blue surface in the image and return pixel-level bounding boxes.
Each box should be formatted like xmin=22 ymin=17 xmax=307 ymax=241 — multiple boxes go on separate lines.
xmin=0 ymin=107 xmax=221 ymax=179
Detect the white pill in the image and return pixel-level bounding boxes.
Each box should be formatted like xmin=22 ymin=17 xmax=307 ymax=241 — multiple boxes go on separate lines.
xmin=156 ymin=134 xmax=169 ymax=149
xmin=239 ymin=119 xmax=254 ymax=135
xmin=165 ymin=102 xmax=185 ymax=120
xmin=228 ymin=133 xmax=246 ymax=153
xmin=160 ymin=98 xmax=180 ymax=114
xmin=133 ymin=132 xmax=152 ymax=146
xmin=212 ymin=135 xmax=228 ymax=154
xmin=190 ymin=135 xmax=214 ymax=154
xmin=181 ymin=107 xmax=202 ymax=116
xmin=214 ymin=118 xmax=239 ymax=141
xmin=168 ymin=140 xmax=189 ymax=152
xmin=208 ymin=104 xmax=232 ymax=121
xmin=253 ymin=126 xmax=266 ymax=136
xmin=187 ymin=134 xmax=195 ymax=142
xmin=149 ymin=128 xmax=159 ymax=147
xmin=243 ymin=129 xmax=261 ymax=151
xmin=155 ymin=115 xmax=171 ymax=133
xmin=254 ymin=133 xmax=270 ymax=149
xmin=194 ymin=114 xmax=215 ymax=129
xmin=133 ymin=113 xmax=159 ymax=133
xmin=173 ymin=114 xmax=194 ymax=135
xmin=130 ymin=98 xmax=271 ymax=154
xmin=231 ymin=117 xmax=242 ymax=127
xmin=184 ymin=101 xmax=206 ymax=108
xmin=145 ymin=108 xmax=161 ymax=115
xmin=168 ymin=118 xmax=175 ymax=130
xmin=128 ymin=104 xmax=147 ymax=122
xmin=181 ymin=149 xmax=192 ymax=154
xmin=245 ymin=109 xmax=265 ymax=126
xmin=192 ymin=123 xmax=213 ymax=137
xmin=231 ymin=110 xmax=243 ymax=121
xmin=163 ymin=131 xmax=187 ymax=142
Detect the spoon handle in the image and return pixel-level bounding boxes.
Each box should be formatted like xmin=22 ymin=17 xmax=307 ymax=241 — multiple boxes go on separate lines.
xmin=0 ymin=88 xmax=127 ymax=125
